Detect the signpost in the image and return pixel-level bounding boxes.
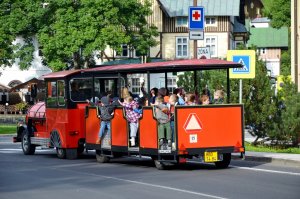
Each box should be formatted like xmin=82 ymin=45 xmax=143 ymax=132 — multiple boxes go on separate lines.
xmin=227 ymin=50 xmax=256 ymax=103
xmin=189 ymin=6 xmax=205 ymax=30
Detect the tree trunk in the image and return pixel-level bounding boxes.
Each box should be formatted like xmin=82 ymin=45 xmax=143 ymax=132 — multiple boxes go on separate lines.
xmin=73 ymin=52 xmax=80 ymax=69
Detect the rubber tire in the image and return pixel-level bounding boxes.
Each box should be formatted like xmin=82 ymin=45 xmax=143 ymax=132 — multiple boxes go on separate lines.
xmin=77 ymin=144 xmax=85 ymax=155
xmin=96 ymin=150 xmax=110 ymax=163
xmin=21 ymin=131 xmax=36 ymax=155
xmin=154 ymin=160 xmax=165 ymax=170
xmin=66 ymin=148 xmax=78 ymax=160
xmin=56 ymin=148 xmax=66 ymax=159
xmin=215 ymin=153 xmax=231 ymax=169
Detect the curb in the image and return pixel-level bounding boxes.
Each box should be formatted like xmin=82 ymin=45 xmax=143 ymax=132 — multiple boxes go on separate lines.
xmin=232 ymin=154 xmax=300 ymax=167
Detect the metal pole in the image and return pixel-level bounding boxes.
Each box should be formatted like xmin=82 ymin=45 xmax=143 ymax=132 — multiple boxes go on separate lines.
xmin=193 ymin=0 xmax=197 ymax=59
xmin=147 ymin=71 xmax=151 ymax=106
xmin=239 ymin=79 xmax=242 ymax=104
xmin=227 ymin=68 xmax=230 ymax=103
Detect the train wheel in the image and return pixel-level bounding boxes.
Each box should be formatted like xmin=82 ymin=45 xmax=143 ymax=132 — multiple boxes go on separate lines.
xmin=154 ymin=160 xmax=165 ymax=170
xmin=21 ymin=130 xmax=36 ymax=155
xmin=215 ymin=153 xmax=231 ymax=169
xmin=77 ymin=144 xmax=85 ymax=155
xmin=66 ymin=148 xmax=78 ymax=160
xmin=96 ymin=150 xmax=110 ymax=163
xmin=56 ymin=148 xmax=66 ymax=159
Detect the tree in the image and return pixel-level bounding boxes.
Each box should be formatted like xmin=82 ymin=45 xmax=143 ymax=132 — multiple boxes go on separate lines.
xmin=0 ymin=0 xmax=158 ymax=71
xmin=263 ymin=0 xmax=291 ymax=28
xmin=270 ymin=77 xmax=300 ymax=146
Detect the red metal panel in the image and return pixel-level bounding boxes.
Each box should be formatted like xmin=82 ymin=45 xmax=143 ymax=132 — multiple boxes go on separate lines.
xmin=85 ymin=108 xmax=100 ymax=144
xmin=176 ymin=105 xmax=243 ymax=151
xmin=139 ymin=108 xmax=158 ymax=149
xmin=111 ymin=108 xmax=128 ymax=146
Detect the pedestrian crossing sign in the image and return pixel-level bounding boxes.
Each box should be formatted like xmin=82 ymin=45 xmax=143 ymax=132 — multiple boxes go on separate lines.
xmin=227 ymin=50 xmax=256 ymax=79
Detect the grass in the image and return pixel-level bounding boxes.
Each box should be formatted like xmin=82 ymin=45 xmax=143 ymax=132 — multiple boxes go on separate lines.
xmin=0 ymin=125 xmax=17 ymax=134
xmin=245 ymin=142 xmax=300 ymax=154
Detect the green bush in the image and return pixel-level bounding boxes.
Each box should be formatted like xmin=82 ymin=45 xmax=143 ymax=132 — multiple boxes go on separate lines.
xmin=8 ymin=92 xmax=22 ymax=105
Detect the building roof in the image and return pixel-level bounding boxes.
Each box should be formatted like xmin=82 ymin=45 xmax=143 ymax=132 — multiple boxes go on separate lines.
xmin=43 ymin=59 xmax=242 ymax=79
xmin=158 ymin=0 xmax=240 ymax=17
xmin=86 ymin=59 xmax=242 ymax=74
xmin=234 ymin=17 xmax=248 ymax=33
xmin=247 ymin=27 xmax=289 ymax=48
xmin=251 ymin=17 xmax=271 ymax=23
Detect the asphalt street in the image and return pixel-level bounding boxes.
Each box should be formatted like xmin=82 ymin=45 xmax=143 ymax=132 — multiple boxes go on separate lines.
xmin=0 ymin=136 xmax=299 ymax=199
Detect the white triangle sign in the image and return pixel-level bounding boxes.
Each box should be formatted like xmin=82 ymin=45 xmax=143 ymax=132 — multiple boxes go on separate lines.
xmin=185 ymin=115 xmax=202 ymax=130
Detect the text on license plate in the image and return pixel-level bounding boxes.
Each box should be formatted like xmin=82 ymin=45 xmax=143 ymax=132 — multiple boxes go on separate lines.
xmin=204 ymin=151 xmax=218 ymax=162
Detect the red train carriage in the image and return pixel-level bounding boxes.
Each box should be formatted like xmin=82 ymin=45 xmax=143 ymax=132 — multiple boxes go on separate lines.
xmin=15 ymin=59 xmax=245 ymax=169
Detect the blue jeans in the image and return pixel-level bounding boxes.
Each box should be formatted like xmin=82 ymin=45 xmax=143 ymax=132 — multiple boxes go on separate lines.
xmin=99 ymin=121 xmax=111 ymax=138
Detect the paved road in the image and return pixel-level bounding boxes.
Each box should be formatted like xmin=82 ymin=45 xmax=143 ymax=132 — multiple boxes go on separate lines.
xmin=0 ymin=136 xmax=299 ymax=199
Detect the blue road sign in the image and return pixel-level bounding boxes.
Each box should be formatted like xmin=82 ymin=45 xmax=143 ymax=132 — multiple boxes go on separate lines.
xmin=189 ymin=7 xmax=204 ymax=29
xmin=232 ymin=55 xmax=250 ymax=74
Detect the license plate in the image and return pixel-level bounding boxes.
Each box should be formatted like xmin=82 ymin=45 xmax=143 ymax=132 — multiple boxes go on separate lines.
xmin=204 ymin=151 xmax=218 ymax=162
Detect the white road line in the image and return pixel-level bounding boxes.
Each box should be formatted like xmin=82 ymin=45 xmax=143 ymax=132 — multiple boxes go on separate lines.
xmin=0 ymin=148 xmax=54 ymax=153
xmin=58 ymin=169 xmax=228 ymax=199
xmin=230 ymin=165 xmax=300 ymax=176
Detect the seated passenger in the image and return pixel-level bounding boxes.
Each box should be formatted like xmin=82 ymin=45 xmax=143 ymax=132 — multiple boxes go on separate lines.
xmin=185 ymin=92 xmax=196 ymax=105
xmin=70 ymin=82 xmax=85 ymax=101
xmin=213 ymin=90 xmax=225 ymax=104
xmin=173 ymin=87 xmax=185 ymax=105
xmin=118 ymin=96 xmax=141 ymax=147
xmin=154 ymin=97 xmax=171 ymax=148
xmin=200 ymin=94 xmax=210 ymax=105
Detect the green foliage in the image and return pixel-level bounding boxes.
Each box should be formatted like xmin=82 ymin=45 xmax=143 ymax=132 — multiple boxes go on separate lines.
xmin=270 ymin=77 xmax=300 ymax=146
xmin=263 ymin=0 xmax=291 ymax=28
xmin=0 ymin=0 xmax=158 ymax=71
xmin=243 ymin=59 xmax=277 ymax=142
xmin=245 ymin=142 xmax=300 ymax=154
xmin=8 ymin=92 xmax=22 ymax=105
xmin=280 ymin=50 xmax=291 ymax=76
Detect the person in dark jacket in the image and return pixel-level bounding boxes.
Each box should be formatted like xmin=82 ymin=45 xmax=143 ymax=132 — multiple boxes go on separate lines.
xmin=87 ymin=96 xmax=115 ymax=144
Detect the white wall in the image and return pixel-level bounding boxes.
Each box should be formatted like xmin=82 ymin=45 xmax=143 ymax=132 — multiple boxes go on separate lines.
xmin=0 ymin=36 xmax=52 ymax=86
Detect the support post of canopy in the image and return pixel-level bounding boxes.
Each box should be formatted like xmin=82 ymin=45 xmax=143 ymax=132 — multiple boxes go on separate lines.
xmin=227 ymin=68 xmax=230 ymax=103
xmin=147 ymin=71 xmax=151 ymax=106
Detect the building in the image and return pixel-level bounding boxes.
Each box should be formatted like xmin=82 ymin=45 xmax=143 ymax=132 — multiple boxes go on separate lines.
xmin=247 ymin=18 xmax=289 ymax=78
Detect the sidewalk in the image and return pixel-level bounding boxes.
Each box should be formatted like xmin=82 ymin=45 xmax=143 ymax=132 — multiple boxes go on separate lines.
xmin=237 ymin=130 xmax=300 ymax=167
xmin=233 ymin=151 xmax=300 ymax=167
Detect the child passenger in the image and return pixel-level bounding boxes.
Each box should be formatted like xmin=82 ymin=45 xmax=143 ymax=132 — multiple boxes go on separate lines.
xmin=200 ymin=94 xmax=210 ymax=105
xmin=185 ymin=93 xmax=196 ymax=105
xmin=87 ymin=96 xmax=115 ymax=144
xmin=154 ymin=97 xmax=172 ymax=148
xmin=118 ymin=96 xmax=141 ymax=146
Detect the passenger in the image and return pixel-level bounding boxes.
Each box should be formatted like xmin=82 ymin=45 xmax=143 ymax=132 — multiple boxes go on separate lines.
xmin=168 ymin=94 xmax=178 ymax=148
xmin=120 ymin=86 xmax=131 ymax=102
xmin=185 ymin=92 xmax=196 ymax=105
xmin=200 ymin=94 xmax=210 ymax=105
xmin=87 ymin=96 xmax=115 ymax=144
xmin=157 ymin=87 xmax=170 ymax=103
xmin=70 ymin=81 xmax=85 ymax=101
xmin=149 ymin=87 xmax=158 ymax=105
xmin=154 ymin=96 xmax=171 ymax=148
xmin=173 ymin=87 xmax=185 ymax=105
xmin=213 ymin=89 xmax=225 ymax=104
xmin=118 ymin=96 xmax=141 ymax=147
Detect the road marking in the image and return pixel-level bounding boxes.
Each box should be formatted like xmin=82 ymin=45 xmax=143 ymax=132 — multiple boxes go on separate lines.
xmin=231 ymin=166 xmax=300 ymax=176
xmin=0 ymin=148 xmax=54 ymax=153
xmin=57 ymin=169 xmax=228 ymax=199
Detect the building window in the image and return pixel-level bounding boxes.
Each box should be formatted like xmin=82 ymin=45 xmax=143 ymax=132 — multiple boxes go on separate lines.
xmin=167 ymin=77 xmax=177 ymax=93
xmin=131 ymin=78 xmax=140 ymax=95
xmin=176 ymin=37 xmax=189 ymax=58
xmin=116 ymin=44 xmax=129 ymax=57
xmin=205 ymin=36 xmax=217 ymax=57
xmin=176 ymin=17 xmax=188 ymax=27
xmin=205 ymin=17 xmax=217 ymax=26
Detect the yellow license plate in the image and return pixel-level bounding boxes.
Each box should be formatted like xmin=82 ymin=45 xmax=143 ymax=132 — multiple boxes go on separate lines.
xmin=204 ymin=151 xmax=218 ymax=162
